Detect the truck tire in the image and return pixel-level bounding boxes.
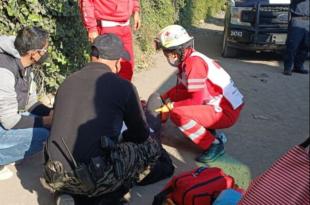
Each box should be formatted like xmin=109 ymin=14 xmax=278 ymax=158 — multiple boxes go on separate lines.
xmin=221 ymin=27 xmax=238 ymax=58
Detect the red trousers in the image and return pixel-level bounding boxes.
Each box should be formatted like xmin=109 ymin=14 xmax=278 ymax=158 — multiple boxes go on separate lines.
xmin=168 ymin=89 xmax=243 ymax=150
xmin=97 ymin=26 xmax=134 ymax=81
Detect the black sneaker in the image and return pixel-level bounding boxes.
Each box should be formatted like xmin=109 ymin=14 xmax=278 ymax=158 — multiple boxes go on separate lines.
xmin=292 ymin=68 xmax=309 ymax=74
xmin=195 ymin=141 xmax=225 ymax=163
xmin=283 ymin=70 xmax=292 ymax=76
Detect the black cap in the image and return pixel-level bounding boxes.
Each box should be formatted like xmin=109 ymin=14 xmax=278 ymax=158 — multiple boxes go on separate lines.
xmin=91 ymin=33 xmax=130 ymax=61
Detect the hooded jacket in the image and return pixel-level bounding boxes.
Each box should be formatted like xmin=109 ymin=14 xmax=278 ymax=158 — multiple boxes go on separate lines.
xmin=0 ymin=36 xmax=48 ymax=130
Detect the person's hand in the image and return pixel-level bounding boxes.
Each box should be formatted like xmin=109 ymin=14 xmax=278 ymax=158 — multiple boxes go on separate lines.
xmin=43 ymin=110 xmax=53 ymax=128
xmin=133 ymin=12 xmax=141 ymax=31
xmin=88 ymin=31 xmax=99 ymax=43
xmin=43 ymin=116 xmax=52 ymax=128
xmin=155 ymin=103 xmax=173 ymax=123
xmin=155 ymin=105 xmax=169 ymax=113
xmin=155 ymin=103 xmax=173 ymax=113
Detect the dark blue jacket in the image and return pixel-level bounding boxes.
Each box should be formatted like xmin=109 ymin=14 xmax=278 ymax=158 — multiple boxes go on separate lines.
xmin=290 ymin=0 xmax=309 ymax=17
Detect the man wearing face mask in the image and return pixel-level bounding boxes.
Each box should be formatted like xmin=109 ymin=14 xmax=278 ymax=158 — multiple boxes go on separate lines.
xmin=154 ymin=25 xmax=244 ymax=163
xmin=0 ymin=27 xmax=52 ymax=180
xmin=43 ymin=34 xmax=161 ymax=205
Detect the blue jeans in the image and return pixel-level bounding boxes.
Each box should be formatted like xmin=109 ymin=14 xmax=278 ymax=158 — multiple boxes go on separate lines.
xmin=0 ymin=114 xmax=49 ymax=165
xmin=284 ymin=19 xmax=310 ymax=71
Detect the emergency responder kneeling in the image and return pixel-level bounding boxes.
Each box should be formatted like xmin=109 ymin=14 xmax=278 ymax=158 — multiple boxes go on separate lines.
xmin=42 ymin=34 xmax=161 ymax=205
xmin=154 ymin=25 xmax=245 ymax=163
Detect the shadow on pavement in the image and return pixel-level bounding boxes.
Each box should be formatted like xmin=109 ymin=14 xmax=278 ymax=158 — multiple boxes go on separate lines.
xmin=15 ymin=153 xmax=54 ymax=205
xmin=205 ymin=15 xmax=225 ymax=27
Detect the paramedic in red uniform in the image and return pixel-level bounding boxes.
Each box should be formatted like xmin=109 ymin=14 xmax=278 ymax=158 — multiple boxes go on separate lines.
xmin=79 ymin=0 xmax=141 ymax=81
xmin=155 ymin=25 xmax=244 ymax=163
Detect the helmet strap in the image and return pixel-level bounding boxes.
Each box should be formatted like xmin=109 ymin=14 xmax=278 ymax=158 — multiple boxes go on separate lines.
xmin=175 ymin=48 xmax=184 ymax=62
xmin=177 ymin=39 xmax=194 ymax=61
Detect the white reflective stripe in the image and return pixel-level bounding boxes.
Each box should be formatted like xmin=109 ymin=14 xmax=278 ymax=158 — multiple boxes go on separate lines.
xmin=188 ymin=127 xmax=206 ymax=141
xmin=187 ymin=84 xmax=205 ymax=90
xmin=179 ymin=120 xmax=197 ymax=132
xmin=188 ymin=78 xmax=206 ymax=83
xmin=100 ymin=20 xmax=130 ymax=27
xmin=190 ymin=52 xmax=244 ymax=109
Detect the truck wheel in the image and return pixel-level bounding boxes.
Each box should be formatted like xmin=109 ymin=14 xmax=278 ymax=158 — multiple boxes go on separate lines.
xmin=221 ymin=28 xmax=238 ymax=58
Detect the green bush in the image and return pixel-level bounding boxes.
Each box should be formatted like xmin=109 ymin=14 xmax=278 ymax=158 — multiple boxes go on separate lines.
xmin=180 ymin=0 xmax=225 ymax=26
xmin=0 ymin=0 xmax=89 ymax=92
xmin=134 ymin=0 xmax=176 ymax=70
xmin=136 ymin=0 xmax=225 ymax=69
xmin=0 ymin=0 xmax=224 ymax=92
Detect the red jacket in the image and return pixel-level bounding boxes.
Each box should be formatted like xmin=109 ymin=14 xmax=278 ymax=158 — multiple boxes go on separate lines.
xmin=164 ymin=48 xmax=241 ymax=110
xmin=79 ymin=0 xmax=140 ymax=32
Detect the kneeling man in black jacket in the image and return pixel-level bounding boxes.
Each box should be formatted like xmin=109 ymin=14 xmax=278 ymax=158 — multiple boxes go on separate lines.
xmin=42 ymin=34 xmax=162 ymax=205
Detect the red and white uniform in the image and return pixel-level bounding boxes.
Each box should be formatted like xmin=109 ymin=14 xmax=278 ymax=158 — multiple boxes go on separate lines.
xmin=79 ymin=0 xmax=140 ymax=81
xmin=163 ymin=48 xmax=244 ymax=150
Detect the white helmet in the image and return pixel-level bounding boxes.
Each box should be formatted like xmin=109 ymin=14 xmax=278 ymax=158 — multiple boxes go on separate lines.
xmin=156 ymin=25 xmax=193 ymax=50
